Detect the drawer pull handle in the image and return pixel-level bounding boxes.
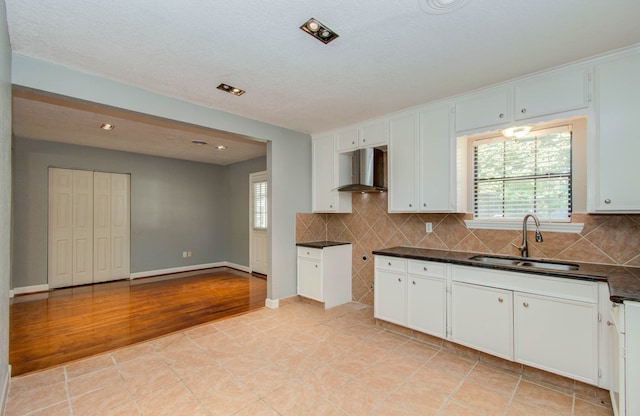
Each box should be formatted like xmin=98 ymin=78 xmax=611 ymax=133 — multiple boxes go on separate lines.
xmin=523 ymin=302 xmax=529 ymax=308
xmin=607 ymin=321 xmax=614 ymax=326
xmin=498 ymin=297 xmax=504 ymax=303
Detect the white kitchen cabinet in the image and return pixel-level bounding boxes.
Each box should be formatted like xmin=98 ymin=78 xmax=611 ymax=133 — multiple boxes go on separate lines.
xmin=592 ymin=51 xmax=640 ymax=212
xmin=419 ymin=104 xmax=455 ymax=212
xmin=455 ymin=68 xmax=590 ymax=133
xmin=514 ymin=292 xmax=598 ymax=384
xmin=450 ymin=281 xmax=514 ymax=360
xmin=388 ymin=111 xmax=418 ymax=212
xmin=388 ymin=104 xmax=455 ymax=213
xmin=455 ymin=88 xmax=511 ymax=132
xmin=514 ymin=68 xmax=589 ymax=121
xmin=375 ymin=256 xmax=448 ymax=337
xmin=374 ymin=256 xmax=407 ymax=325
xmin=311 ymin=133 xmax=352 ymax=213
xmin=407 ymin=260 xmax=447 ymax=337
xmin=297 ymin=244 xmax=352 ymax=309
xmin=336 ymin=120 xmax=387 ymax=152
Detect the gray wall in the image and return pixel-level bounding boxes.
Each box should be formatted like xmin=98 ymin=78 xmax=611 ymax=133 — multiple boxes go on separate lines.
xmin=11 ymin=54 xmax=312 ymax=302
xmin=12 ymin=137 xmax=228 ymax=288
xmin=225 ymin=157 xmax=266 ymax=267
xmin=0 ymin=0 xmax=10 ymax=397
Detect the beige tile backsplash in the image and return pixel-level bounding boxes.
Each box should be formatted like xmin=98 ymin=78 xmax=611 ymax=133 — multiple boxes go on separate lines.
xmin=297 ymin=192 xmax=640 ymax=305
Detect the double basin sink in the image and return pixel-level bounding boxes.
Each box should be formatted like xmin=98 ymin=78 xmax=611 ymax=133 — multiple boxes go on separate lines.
xmin=469 ymin=255 xmax=579 ymax=272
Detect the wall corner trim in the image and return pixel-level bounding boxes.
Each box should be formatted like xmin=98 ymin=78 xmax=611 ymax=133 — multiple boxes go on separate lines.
xmin=11 ymin=284 xmax=50 ymax=297
xmin=265 ymin=298 xmax=279 ymax=309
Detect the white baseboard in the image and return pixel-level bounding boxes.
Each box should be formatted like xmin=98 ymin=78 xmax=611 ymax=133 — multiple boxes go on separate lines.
xmin=225 ymin=262 xmax=251 ymax=274
xmin=129 ymin=262 xmax=227 ymax=279
xmin=265 ymin=298 xmax=279 ymax=309
xmin=0 ymin=365 xmax=11 ymax=415
xmin=10 ymin=284 xmax=50 ymax=298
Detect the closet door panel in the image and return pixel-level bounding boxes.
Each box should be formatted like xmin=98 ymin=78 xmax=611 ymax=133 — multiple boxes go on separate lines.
xmin=48 ymin=168 xmax=74 ymax=289
xmin=93 ymin=172 xmax=112 ymax=283
xmin=110 ymin=173 xmax=130 ymax=280
xmin=72 ymin=170 xmax=94 ymax=285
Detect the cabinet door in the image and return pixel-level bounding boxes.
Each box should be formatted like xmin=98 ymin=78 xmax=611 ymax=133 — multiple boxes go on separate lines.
xmin=359 ymin=120 xmax=387 ymax=148
xmin=419 ymin=104 xmax=454 ymax=212
xmin=594 ymin=52 xmax=640 ymax=211
xmin=312 ymin=134 xmax=351 ymax=213
xmin=297 ymin=257 xmax=322 ymax=302
xmin=514 ymin=292 xmax=598 ymax=384
xmin=374 ymin=269 xmax=407 ymax=326
xmin=451 ymin=282 xmax=513 ymax=360
xmin=336 ymin=127 xmax=359 ymax=152
xmin=388 ymin=111 xmax=418 ymax=212
xmin=514 ymin=69 xmax=589 ymax=120
xmin=455 ymin=89 xmax=510 ymax=132
xmin=407 ymin=274 xmax=446 ymax=337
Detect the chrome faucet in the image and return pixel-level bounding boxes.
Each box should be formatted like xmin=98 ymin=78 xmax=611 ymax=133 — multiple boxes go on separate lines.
xmin=512 ymin=214 xmax=543 ymax=257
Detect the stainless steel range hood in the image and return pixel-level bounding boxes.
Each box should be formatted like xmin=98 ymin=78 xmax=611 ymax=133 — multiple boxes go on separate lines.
xmin=334 ymin=147 xmax=387 ymax=192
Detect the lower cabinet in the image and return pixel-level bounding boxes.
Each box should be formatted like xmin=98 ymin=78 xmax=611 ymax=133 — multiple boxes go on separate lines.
xmin=451 ymin=282 xmax=513 ymax=360
xmin=374 ymin=256 xmax=605 ymax=387
xmin=297 ymin=244 xmax=352 ymax=309
xmin=514 ymin=292 xmax=598 ymax=383
xmin=375 ymin=256 xmax=447 ymax=337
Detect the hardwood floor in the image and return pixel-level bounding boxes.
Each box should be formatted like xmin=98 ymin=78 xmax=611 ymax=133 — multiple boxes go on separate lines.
xmin=9 ymin=268 xmax=267 ymax=376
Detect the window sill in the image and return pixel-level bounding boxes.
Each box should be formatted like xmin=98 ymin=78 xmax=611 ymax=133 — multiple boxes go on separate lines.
xmin=464 ymin=220 xmax=584 ymax=234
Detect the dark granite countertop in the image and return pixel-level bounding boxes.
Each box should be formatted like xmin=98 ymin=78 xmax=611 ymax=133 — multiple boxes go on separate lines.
xmin=372 ymin=246 xmax=640 ymax=304
xmin=297 ymin=241 xmax=352 ymax=249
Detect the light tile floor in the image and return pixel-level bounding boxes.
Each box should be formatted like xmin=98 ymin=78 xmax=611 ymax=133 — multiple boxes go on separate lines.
xmin=6 ymin=301 xmax=613 ymax=415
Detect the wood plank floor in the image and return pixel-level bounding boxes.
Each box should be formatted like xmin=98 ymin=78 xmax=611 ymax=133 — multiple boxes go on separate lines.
xmin=9 ymin=268 xmax=267 ymax=376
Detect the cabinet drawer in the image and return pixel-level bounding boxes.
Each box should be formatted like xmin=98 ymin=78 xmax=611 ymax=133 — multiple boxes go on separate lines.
xmin=375 ymin=256 xmax=407 ymax=273
xmin=408 ymin=260 xmax=446 ymax=278
xmin=297 ymin=247 xmax=322 ymax=260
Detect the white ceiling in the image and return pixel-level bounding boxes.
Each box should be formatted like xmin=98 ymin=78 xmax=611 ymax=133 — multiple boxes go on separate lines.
xmin=5 ymin=0 xmax=640 ymax=164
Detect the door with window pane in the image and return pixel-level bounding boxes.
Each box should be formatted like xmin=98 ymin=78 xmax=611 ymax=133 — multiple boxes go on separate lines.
xmin=250 ymin=171 xmax=268 ymax=275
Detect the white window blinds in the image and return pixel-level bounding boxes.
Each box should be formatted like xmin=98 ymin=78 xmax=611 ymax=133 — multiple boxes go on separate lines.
xmin=253 ymin=180 xmax=268 ymax=229
xmin=473 ymin=125 xmax=572 ymax=220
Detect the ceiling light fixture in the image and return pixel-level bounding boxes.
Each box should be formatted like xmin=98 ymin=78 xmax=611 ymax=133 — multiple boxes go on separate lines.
xmin=501 ymin=125 xmax=532 ymax=139
xmin=192 ymin=140 xmax=208 ymax=145
xmin=300 ymin=18 xmax=339 ymax=44
xmin=100 ymin=123 xmax=115 ymax=131
xmin=217 ymin=83 xmax=245 ymax=96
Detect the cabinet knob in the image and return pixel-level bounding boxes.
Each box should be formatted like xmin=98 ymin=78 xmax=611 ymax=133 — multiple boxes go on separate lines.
xmin=499 ymin=113 xmax=504 ymax=119
xmin=523 ymin=302 xmax=529 ymax=308
xmin=329 ymin=204 xmax=333 ymax=208
xmin=521 ymin=108 xmax=527 ymax=114
xmin=307 ymin=251 xmax=310 ymax=255
xmin=388 ymin=262 xmax=392 ymax=266
xmin=362 ymin=139 xmax=366 ymax=143
xmin=607 ymin=321 xmax=614 ymax=326
xmin=423 ymin=267 xmax=427 ymax=271
xmin=604 ymin=199 xmax=611 ymax=204
xmin=352 ymin=141 xmax=355 ymax=145
xmin=409 ymin=203 xmax=412 ymax=208
xmin=315 ymin=265 xmax=318 ymax=268
xmin=412 ymin=281 xmax=416 ymax=285
xmin=397 ymin=278 xmax=402 ymax=283
xmin=423 ymin=203 xmax=427 ymax=207
xmin=498 ymin=297 xmax=504 ymax=303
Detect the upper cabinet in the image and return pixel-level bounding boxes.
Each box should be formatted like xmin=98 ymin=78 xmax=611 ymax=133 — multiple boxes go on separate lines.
xmin=455 ymin=88 xmax=511 ymax=132
xmin=514 ymin=69 xmax=589 ymax=120
xmin=336 ymin=120 xmax=388 ymax=152
xmin=311 ymin=133 xmax=352 ymax=213
xmin=455 ymin=68 xmax=590 ymax=133
xmin=388 ymin=104 xmax=456 ymax=213
xmin=591 ymin=51 xmax=640 ymax=212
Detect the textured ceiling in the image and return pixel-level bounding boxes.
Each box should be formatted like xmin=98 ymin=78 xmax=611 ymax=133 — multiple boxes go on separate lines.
xmin=6 ymin=0 xmax=640 ymax=163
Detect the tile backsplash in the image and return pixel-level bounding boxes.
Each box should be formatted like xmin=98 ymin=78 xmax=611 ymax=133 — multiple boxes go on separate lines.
xmin=296 ymin=192 xmax=640 ymax=306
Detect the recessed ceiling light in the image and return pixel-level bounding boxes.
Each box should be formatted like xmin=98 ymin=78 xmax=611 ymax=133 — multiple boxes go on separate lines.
xmin=300 ymin=18 xmax=339 ymax=44
xmin=192 ymin=140 xmax=208 ymax=145
xmin=215 ymin=145 xmax=227 ymax=151
xmin=217 ymin=83 xmax=245 ymax=96
xmin=100 ymin=123 xmax=115 ymax=131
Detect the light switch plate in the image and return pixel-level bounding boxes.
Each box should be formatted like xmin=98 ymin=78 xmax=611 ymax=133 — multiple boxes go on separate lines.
xmin=425 ymin=222 xmax=433 ymax=233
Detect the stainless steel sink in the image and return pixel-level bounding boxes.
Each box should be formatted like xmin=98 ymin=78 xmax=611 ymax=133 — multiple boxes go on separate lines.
xmin=469 ymin=255 xmax=579 ymax=271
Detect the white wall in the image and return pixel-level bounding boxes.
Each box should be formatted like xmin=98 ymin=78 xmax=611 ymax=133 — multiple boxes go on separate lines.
xmin=11 ymin=54 xmax=312 ymax=303
xmin=0 ymin=0 xmax=11 ymax=403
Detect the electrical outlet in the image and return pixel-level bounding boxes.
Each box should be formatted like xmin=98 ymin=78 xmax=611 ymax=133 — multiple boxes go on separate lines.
xmin=425 ymin=222 xmax=433 ymax=233
xmin=182 ymin=251 xmax=187 ymax=258
xmin=187 ymin=251 xmax=192 ymax=257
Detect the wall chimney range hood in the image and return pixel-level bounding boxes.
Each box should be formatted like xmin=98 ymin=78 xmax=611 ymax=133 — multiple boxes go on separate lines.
xmin=334 ymin=147 xmax=387 ymax=193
